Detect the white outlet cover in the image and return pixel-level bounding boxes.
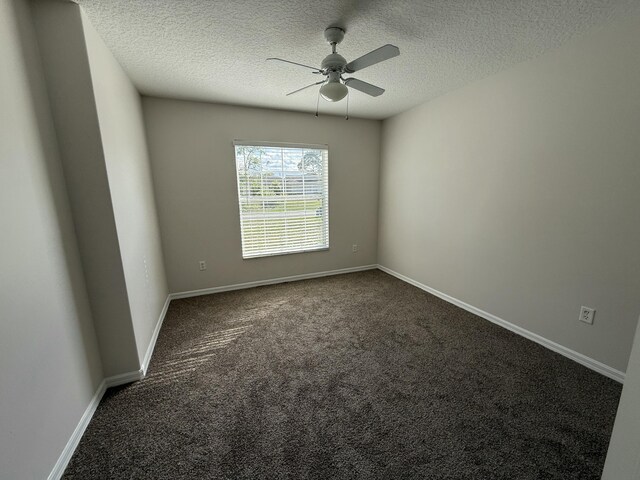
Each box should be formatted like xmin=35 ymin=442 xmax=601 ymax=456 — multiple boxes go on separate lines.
xmin=579 ymin=306 xmax=595 ymax=324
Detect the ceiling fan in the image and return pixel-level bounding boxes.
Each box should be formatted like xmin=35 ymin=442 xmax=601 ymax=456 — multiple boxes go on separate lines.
xmin=267 ymin=27 xmax=399 ymax=109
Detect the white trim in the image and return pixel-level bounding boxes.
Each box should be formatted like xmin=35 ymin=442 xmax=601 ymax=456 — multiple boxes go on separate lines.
xmin=140 ymin=295 xmax=171 ymax=375
xmin=170 ymin=265 xmax=378 ymax=300
xmin=48 ymin=370 xmax=145 ymax=480
xmin=48 ymin=268 xmax=383 ymax=479
xmin=47 ymin=263 xmax=623 ymax=480
xmin=47 ymin=380 xmax=106 ymax=480
xmin=377 ymin=265 xmax=626 ymax=383
xmin=233 ymin=140 xmax=328 ymax=149
xmin=104 ymin=369 xmax=144 ymax=388
xmin=47 ymin=296 xmax=171 ymax=479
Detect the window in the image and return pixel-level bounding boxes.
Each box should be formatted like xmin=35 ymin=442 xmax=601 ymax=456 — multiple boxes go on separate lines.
xmin=233 ymin=141 xmax=329 ymax=258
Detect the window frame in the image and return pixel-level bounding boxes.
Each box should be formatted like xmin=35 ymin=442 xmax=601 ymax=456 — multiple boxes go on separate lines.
xmin=233 ymin=140 xmax=330 ymax=259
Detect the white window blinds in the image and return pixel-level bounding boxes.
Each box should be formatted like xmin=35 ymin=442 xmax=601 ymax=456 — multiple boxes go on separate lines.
xmin=233 ymin=142 xmax=329 ymax=258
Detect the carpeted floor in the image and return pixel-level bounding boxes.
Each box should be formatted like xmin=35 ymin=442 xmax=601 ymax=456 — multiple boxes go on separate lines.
xmin=63 ymin=270 xmax=621 ymax=479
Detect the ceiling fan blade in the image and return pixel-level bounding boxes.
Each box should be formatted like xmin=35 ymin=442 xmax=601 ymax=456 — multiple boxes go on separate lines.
xmin=344 ymin=44 xmax=400 ymax=73
xmin=267 ymin=57 xmax=321 ymax=73
xmin=286 ymin=80 xmax=326 ymax=96
xmin=344 ymin=78 xmax=385 ymax=97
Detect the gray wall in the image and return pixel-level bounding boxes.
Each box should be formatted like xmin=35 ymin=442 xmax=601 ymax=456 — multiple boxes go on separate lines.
xmin=0 ymin=0 xmax=103 ymax=477
xmin=143 ymin=98 xmax=381 ymax=293
xmin=31 ymin=0 xmax=140 ymax=376
xmin=82 ymin=12 xmax=168 ymax=366
xmin=603 ymin=316 xmax=640 ymax=479
xmin=378 ymin=13 xmax=640 ymax=373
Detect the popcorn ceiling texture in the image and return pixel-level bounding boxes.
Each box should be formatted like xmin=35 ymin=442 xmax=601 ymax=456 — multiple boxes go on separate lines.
xmin=77 ymin=0 xmax=639 ymax=119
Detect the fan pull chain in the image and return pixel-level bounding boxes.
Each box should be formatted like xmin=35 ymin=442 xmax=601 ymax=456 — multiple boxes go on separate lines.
xmin=345 ymin=89 xmax=350 ymax=120
xmin=315 ymin=88 xmax=321 ymax=117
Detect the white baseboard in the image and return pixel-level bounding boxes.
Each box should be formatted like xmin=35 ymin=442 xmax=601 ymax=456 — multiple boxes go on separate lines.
xmin=377 ymin=265 xmax=625 ymax=383
xmin=170 ymin=264 xmax=378 ymax=300
xmin=107 ymin=267 xmax=378 ymax=385
xmin=104 ymin=369 xmax=144 ymax=388
xmin=46 ymin=263 xmax=623 ymax=480
xmin=48 ymin=371 xmax=146 ymax=479
xmin=47 ymin=296 xmax=171 ymax=479
xmin=141 ymin=294 xmax=171 ymax=375
xmin=47 ymin=268 xmax=383 ymax=479
xmin=47 ymin=380 xmax=106 ymax=480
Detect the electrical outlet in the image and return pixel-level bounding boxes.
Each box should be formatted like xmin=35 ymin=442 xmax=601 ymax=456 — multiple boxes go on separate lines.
xmin=199 ymin=260 xmax=207 ymax=271
xmin=579 ymin=306 xmax=595 ymax=325
xmin=352 ymin=244 xmax=359 ymax=253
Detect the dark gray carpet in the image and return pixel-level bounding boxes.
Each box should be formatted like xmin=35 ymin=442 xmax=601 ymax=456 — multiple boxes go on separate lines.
xmin=63 ymin=270 xmax=621 ymax=479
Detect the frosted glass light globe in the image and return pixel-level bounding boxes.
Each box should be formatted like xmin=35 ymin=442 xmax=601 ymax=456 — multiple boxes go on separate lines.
xmin=320 ymin=82 xmax=348 ymax=102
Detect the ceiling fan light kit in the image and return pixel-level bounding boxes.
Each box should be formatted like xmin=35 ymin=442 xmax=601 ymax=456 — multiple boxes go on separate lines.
xmin=320 ymin=72 xmax=348 ymax=102
xmin=267 ymin=26 xmax=400 ymax=116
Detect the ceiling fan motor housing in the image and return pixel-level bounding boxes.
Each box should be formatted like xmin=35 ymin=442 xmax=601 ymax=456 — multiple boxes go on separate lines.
xmin=321 ymin=53 xmax=347 ymax=72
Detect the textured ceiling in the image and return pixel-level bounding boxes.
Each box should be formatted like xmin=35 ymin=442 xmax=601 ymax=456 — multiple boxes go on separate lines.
xmin=77 ymin=0 xmax=638 ymax=119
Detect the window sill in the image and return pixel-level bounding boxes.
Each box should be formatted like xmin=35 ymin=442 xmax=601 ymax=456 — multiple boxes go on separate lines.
xmin=242 ymin=246 xmax=329 ymax=259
